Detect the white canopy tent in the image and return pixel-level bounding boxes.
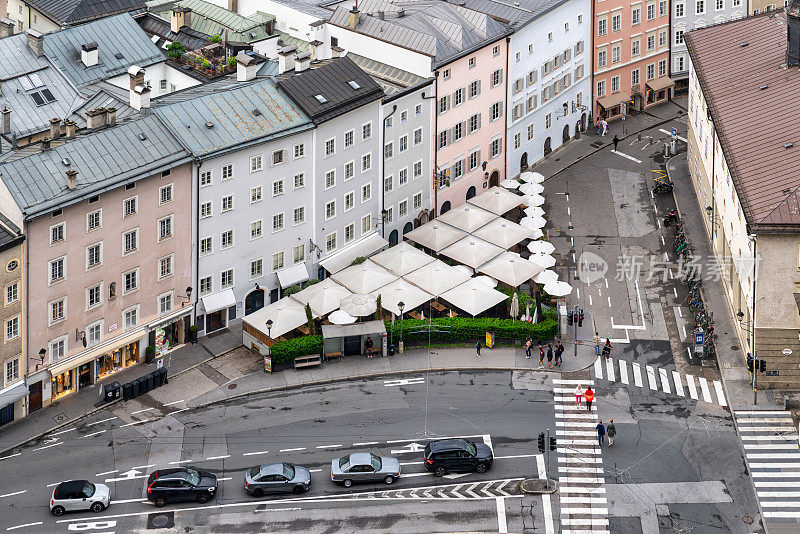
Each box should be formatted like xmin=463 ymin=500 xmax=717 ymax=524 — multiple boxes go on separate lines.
xmin=440 ymin=278 xmax=508 ymax=317
xmin=472 ymin=218 xmax=536 ymax=250
xmin=520 ymin=171 xmax=545 ymax=184
xmin=331 ymin=260 xmax=398 ymax=294
xmin=436 ymin=204 xmax=497 ymax=233
xmin=318 ymin=232 xmax=389 ymax=275
xmin=291 ymin=279 xmax=352 ymax=317
xmin=474 ymin=275 xmax=498 ymax=288
xmin=371 ymin=242 xmax=435 ymax=276
xmin=477 ymin=252 xmax=544 ymax=287
xmin=466 ymin=187 xmax=524 ymax=215
xmin=339 ymin=293 xmax=378 ymax=317
xmin=328 ymin=310 xmax=357 ymax=325
xmin=371 ymin=278 xmax=433 ymax=316
xmin=243 ymin=297 xmax=314 ymax=340
xmin=439 ymin=237 xmax=505 ymax=270
xmin=403 ymin=259 xmax=471 ymax=296
xmin=404 ymin=222 xmax=467 ymax=252
xmin=452 ymin=264 xmax=474 ymax=276
xmin=519 ymin=215 xmax=547 ymax=229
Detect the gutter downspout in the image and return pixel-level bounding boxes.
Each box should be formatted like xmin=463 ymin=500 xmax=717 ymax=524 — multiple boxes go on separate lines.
xmin=381 ymin=104 xmax=398 ymax=239
xmin=589 ymin=1 xmax=595 ymax=121
xmin=750 ymin=234 xmax=757 ymax=357
xmin=432 ymin=70 xmax=440 ymax=218
xmin=193 ymin=159 xmax=202 ymax=332
xmin=503 ymin=35 xmax=510 ymax=180
xmin=709 ymin=117 xmax=716 ymax=249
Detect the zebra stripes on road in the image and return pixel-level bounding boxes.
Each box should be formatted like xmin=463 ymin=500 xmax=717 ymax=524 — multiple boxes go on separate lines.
xmin=734 ymin=409 xmax=800 ymax=525
xmin=552 ymin=378 xmax=610 ymax=534
xmin=591 ymin=357 xmax=727 ymax=407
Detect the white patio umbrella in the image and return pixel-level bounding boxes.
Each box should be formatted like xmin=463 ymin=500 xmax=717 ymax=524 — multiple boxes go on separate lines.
xmin=474 ymin=275 xmax=497 ymax=288
xmin=472 ymin=218 xmax=536 ymax=250
xmin=544 ymin=280 xmax=573 ymax=297
xmin=404 ymin=222 xmax=467 ymax=252
xmin=466 ymin=187 xmax=524 ymax=215
xmin=520 ymin=171 xmax=545 ymax=184
xmin=436 ymin=204 xmax=497 ymax=233
xmin=452 ymin=264 xmax=474 ymax=276
xmin=292 ymin=278 xmax=352 ymax=317
xmin=328 ymin=309 xmax=357 ymax=325
xmin=371 ymin=241 xmax=435 ymax=276
xmin=530 ymin=228 xmax=544 ymax=240
xmin=527 ymin=241 xmax=555 ymax=255
xmin=519 ymin=182 xmax=544 ymax=195
xmin=510 ymin=292 xmax=520 ymax=320
xmin=519 ymin=216 xmax=546 ymax=229
xmin=403 ymin=259 xmax=471 ymax=296
xmin=371 ymin=278 xmax=433 ymax=316
xmin=529 ymin=254 xmax=556 ymax=269
xmin=520 ymin=194 xmax=545 ymax=207
xmin=331 ymin=260 xmax=398 ymax=294
xmin=339 ymin=293 xmax=378 ymax=317
xmin=500 ymin=179 xmax=520 ymax=190
xmin=533 ymin=269 xmax=559 ymax=285
xmin=439 ymin=237 xmax=505 ymax=270
xmin=440 ymin=278 xmax=508 ymax=317
xmin=477 ymin=252 xmax=544 ymax=287
xmin=524 ymin=206 xmax=545 ymax=218
xmin=246 ymin=297 xmax=312 ymax=339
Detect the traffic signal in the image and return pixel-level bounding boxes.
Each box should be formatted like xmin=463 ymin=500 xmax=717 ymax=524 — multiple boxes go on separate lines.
xmin=567 ymin=310 xmax=574 ymax=326
xmin=549 ymin=437 xmax=557 ymax=451
xmin=759 ymin=359 xmax=766 ymax=373
xmin=537 ymin=432 xmax=545 ymax=453
xmin=747 ymin=353 xmax=754 ymax=372
xmin=578 ymin=309 xmax=584 ymax=327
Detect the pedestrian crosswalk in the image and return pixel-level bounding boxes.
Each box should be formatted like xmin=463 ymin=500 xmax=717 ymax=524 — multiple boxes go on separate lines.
xmin=734 ymin=409 xmax=800 ymax=526
xmin=552 ymin=378 xmax=610 ymax=534
xmin=591 ymin=357 xmax=727 ymax=407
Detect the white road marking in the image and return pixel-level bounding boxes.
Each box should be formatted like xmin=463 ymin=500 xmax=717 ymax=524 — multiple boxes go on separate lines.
xmin=758 ymin=491 xmax=800 ymax=498
xmin=130 ymin=408 xmax=154 ymax=415
xmin=0 ymin=490 xmax=26 ymax=498
xmin=279 ymin=447 xmax=306 ymax=453
xmin=755 ymin=481 xmax=800 ymax=487
xmin=673 ymin=287 xmax=678 ymax=298
xmin=657 ymin=218 xmax=661 ymax=229
xmin=95 ymin=470 xmax=118 ymax=477
xmin=316 ymin=445 xmax=343 ymax=449
xmin=681 ymin=325 xmax=687 ymax=340
xmin=217 ymin=477 xmax=233 ymax=482
xmin=163 ymin=400 xmax=185 ymax=406
xmin=553 ymin=379 xmax=595 ymax=385
xmin=352 ymin=442 xmax=379 ymax=446
xmin=672 ymin=371 xmax=684 ymax=397
xmin=242 ymin=451 xmax=270 ymax=457
xmin=120 ymin=419 xmax=150 ymax=427
xmin=496 ymin=497 xmax=507 ymax=533
xmin=50 ymin=427 xmax=76 ymax=436
xmin=744 ymin=443 xmax=798 ymax=450
xmin=536 ymin=455 xmax=554 ymax=534
xmin=593 ymin=358 xmax=603 ymax=380
xmin=659 ymin=128 xmax=688 ymax=142
xmin=589 ymin=294 xmax=592 ymax=306
xmin=384 ymin=377 xmax=425 ymax=387
xmin=698 ymin=377 xmax=712 ymax=403
xmin=309 ymin=469 xmax=322 ymax=473
xmin=32 ymin=442 xmax=62 ymax=452
xmin=81 ymin=430 xmax=106 ymax=439
xmin=611 ymin=150 xmax=643 ymax=163
xmin=619 ymin=360 xmax=629 ymax=385
xmin=607 ymin=296 xmax=611 ymax=308
xmin=661 ymin=235 xmax=665 ymax=246
xmin=169 ymin=407 xmax=190 ymax=415
xmin=713 ymin=380 xmax=727 ymax=406
xmin=734 ymin=410 xmax=792 ymax=416
xmin=169 ymin=460 xmax=193 ymax=465
xmin=87 ymin=417 xmax=117 ymax=426
xmin=685 ymin=374 xmax=698 ymax=400
xmin=659 ymin=368 xmax=671 ymax=394
xmin=646 ymin=366 xmax=657 ymax=390
xmin=632 ymin=362 xmax=643 ymax=387
xmin=6 ymin=522 xmax=43 ymax=531
xmin=111 ymin=498 xmax=147 ymax=504
xmin=0 ymin=453 xmax=21 ymax=461
xmin=605 ymin=358 xmax=615 ymax=381
xmin=206 ymin=455 xmax=230 ymax=460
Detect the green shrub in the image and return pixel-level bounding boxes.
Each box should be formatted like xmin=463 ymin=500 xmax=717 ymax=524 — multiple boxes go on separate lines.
xmin=270 ymin=335 xmax=323 ymax=365
xmin=228 ymin=56 xmax=237 ymax=68
xmin=392 ymin=316 xmax=557 ymax=345
xmin=350 ymin=256 xmax=366 ymax=266
xmin=166 ymin=41 xmax=185 ymax=59
xmin=284 ymin=284 xmax=303 ymax=297
xmin=210 ymin=34 xmax=222 ymax=44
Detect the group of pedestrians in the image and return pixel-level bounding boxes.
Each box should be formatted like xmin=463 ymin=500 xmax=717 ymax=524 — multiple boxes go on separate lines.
xmin=574 ymin=383 xmax=618 ymax=447
xmin=523 ymin=338 xmax=564 ymax=369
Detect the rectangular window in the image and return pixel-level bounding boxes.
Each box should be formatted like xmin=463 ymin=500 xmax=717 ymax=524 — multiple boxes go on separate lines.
xmin=159 ymin=254 xmax=173 ymax=278
xmin=159 ymin=293 xmax=172 ymax=314
xmin=326 ymin=233 xmax=337 ymax=252
xmin=675 ymin=56 xmax=685 ymax=72
xmin=659 ymin=29 xmax=667 ymax=48
xmin=361 ymin=183 xmax=371 ymax=202
xmin=632 ymin=68 xmax=640 ymax=85
xmin=452 ymin=122 xmax=464 ymax=141
xmin=598 ymin=49 xmax=607 ymax=68
xmin=123 ymin=306 xmax=138 ymax=330
xmin=345 ymin=223 xmax=355 ymax=243
xmin=527 ymin=123 xmax=535 ymax=141
xmin=123 ymin=197 xmax=137 ymax=218
xmin=270 ymin=251 xmax=285 ymax=273
xmin=221 ymin=230 xmax=234 ymax=249
xmin=5 ymin=282 xmax=18 ymax=306
xmin=50 ymin=338 xmax=65 ymax=361
xmin=50 ymin=298 xmax=65 ymax=324
xmin=200 ymin=236 xmax=212 ymax=255
xmin=221 ymin=163 xmax=233 ymax=181
xmin=344 ymin=130 xmax=354 ymax=148
xmin=5 ymin=357 xmax=20 ymax=383
xmin=658 ymin=59 xmax=667 ymax=76
xmin=87 ymin=283 xmax=101 ymax=308
xmin=386 ymin=116 xmax=393 ymax=130
xmin=294 ymin=143 xmax=305 ymax=158
xmin=415 ymin=104 xmax=422 ymax=116
xmin=344 ymin=162 xmax=354 ymax=181
xmin=469 ymin=79 xmax=481 ymax=99
xmin=612 ymin=13 xmax=621 ymax=31
xmin=325 ymin=200 xmax=336 ymax=220
xmin=87 ymin=243 xmax=102 ymax=268
xmin=611 ymin=75 xmax=620 ymax=93
xmin=200 ymin=170 xmax=212 ymax=187
xmin=439 ymin=95 xmax=449 ymax=115
xmin=200 ymin=202 xmax=212 ymax=219
xmin=221 ymin=195 xmax=233 ymax=212
xmin=676 ymin=2 xmax=685 ymax=16
xmin=124 ymin=268 xmax=138 ymax=293
xmin=273 ymin=213 xmax=285 ymax=231
xmin=50 ymin=222 xmax=65 ymax=244
xmin=491 ymin=69 xmax=503 ymax=87
xmin=399 ymin=135 xmax=408 ymax=153
xmin=272 ymin=150 xmax=284 ymax=166
xmin=453 ymin=87 xmax=465 ymax=107
xmin=413 ymin=192 xmax=422 ymax=210
xmin=632 ymin=39 xmax=640 ymax=56
xmin=250 ymin=154 xmax=263 ymax=172
xmin=490 ymin=102 xmax=502 ymax=121
xmin=715 ymin=0 xmax=723 ymax=9
xmin=414 ymin=161 xmax=423 ymax=179
xmin=647 ymin=3 xmax=655 ymax=19
xmin=250 ymin=220 xmax=263 ymax=240
xmin=675 ymin=30 xmax=685 ymax=45
xmin=325 ymin=138 xmax=335 ymax=157
xmin=294 ymin=173 xmax=305 ymax=189
xmin=362 ymin=153 xmax=372 ymax=172
xmin=696 ymin=0 xmax=705 ymax=13
xmin=123 ymin=229 xmax=138 ymax=254
xmin=250 ymin=186 xmax=263 ymax=204
xmin=159 ymin=184 xmax=173 ymax=205
xmin=250 ymin=258 xmax=263 ymax=279
xmin=468 ymin=113 xmax=481 ymax=133
xmin=612 ymin=44 xmax=620 ymax=63
xmin=632 ymin=6 xmax=641 ymax=23
xmin=273 ymin=180 xmax=284 ymax=197
xmin=660 ymin=0 xmax=668 ymax=15
xmin=514 ymin=132 xmax=521 ymax=150
xmin=293 ymin=244 xmax=305 ymax=264
xmin=647 ymin=34 xmax=655 ymax=51
xmin=362 ymin=122 xmax=372 ymax=140
xmin=598 ymin=18 xmax=607 ymax=36
xmin=468 ymin=149 xmax=481 ymax=171
xmin=385 ymin=207 xmax=393 ymax=223
xmin=399 ymin=200 xmax=408 ymax=218
xmin=384 ymin=142 xmax=394 ymax=160
xmin=87 ymin=210 xmax=101 ymax=231
xmin=414 ymin=128 xmax=423 ymax=146
xmin=159 ymin=216 xmax=172 ymax=240
xmin=399 ymin=168 xmax=408 ymax=187
xmin=597 ymin=80 xmax=606 ymax=97
xmin=345 ymin=191 xmax=355 ymax=211
xmin=647 ymin=63 xmax=655 ymax=80
xmin=361 ymin=214 xmax=371 ymax=234
xmin=86 ymin=322 xmax=101 ymax=346
xmin=5 ymin=316 xmax=19 ymax=341
xmin=325 ymin=170 xmax=336 ymax=189
xmin=199 ymin=276 xmax=212 ymax=296
xmin=384 ymin=175 xmax=393 ymax=193
xmin=221 ymin=269 xmax=234 ymax=289
xmin=490 ymin=139 xmax=501 ymax=159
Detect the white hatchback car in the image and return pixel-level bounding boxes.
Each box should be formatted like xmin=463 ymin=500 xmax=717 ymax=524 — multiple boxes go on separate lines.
xmin=50 ymin=480 xmax=110 ymax=516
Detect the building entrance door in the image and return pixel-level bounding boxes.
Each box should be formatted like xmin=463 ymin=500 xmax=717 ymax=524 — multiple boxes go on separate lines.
xmin=28 ymin=381 xmax=42 ymax=412
xmin=207 ymin=310 xmax=226 ymax=333
xmin=343 ymin=336 xmax=361 ymax=356
xmin=78 ymin=363 xmax=92 ymax=389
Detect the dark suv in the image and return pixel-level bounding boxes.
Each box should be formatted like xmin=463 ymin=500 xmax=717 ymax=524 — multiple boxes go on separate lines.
xmin=146 ymin=467 xmax=218 ymax=507
xmin=424 ymin=438 xmax=493 ymax=477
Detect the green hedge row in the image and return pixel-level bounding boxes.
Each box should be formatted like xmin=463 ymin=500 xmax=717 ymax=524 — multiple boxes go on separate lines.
xmin=269 ymin=335 xmax=323 ymax=366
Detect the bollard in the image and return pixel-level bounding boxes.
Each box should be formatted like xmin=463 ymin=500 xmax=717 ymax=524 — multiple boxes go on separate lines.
xmin=649 ymin=136 xmax=653 ymax=145
xmin=664 ymin=144 xmax=670 ymax=157
xmin=637 ymin=132 xmax=642 ymax=141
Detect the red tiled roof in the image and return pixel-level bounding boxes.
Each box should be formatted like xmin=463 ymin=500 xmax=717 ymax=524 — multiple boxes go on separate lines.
xmin=685 ymin=13 xmax=800 ymax=231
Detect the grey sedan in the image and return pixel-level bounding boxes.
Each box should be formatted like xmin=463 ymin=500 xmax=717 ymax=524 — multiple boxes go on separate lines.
xmin=330 ymin=452 xmax=401 ymax=487
xmin=245 ymin=463 xmax=311 ymax=496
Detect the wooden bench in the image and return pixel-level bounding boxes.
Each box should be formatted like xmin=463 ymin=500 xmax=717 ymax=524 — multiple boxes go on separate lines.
xmin=294 ymin=354 xmax=322 ymax=368
xmin=323 ymin=351 xmax=342 ymax=362
xmin=365 ymin=346 xmax=381 ymax=357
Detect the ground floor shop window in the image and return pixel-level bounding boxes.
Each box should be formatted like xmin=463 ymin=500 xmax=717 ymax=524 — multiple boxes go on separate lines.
xmin=51 ymin=369 xmax=76 ymax=401
xmin=96 ymin=341 xmax=140 ymax=381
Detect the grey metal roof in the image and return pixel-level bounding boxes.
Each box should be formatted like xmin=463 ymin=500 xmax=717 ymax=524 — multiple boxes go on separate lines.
xmin=155 ymin=77 xmax=313 ymax=157
xmin=276 ymin=56 xmax=384 ymax=124
xmin=0 ymin=33 xmax=87 ymax=138
xmin=0 ymin=114 xmax=191 ymax=218
xmin=328 ymin=0 xmax=510 ymax=67
xmin=134 ymin=11 xmax=210 ymax=51
xmin=44 ymin=14 xmax=165 ymax=88
xmin=346 ymin=52 xmax=429 ymax=96
xmin=69 ymin=88 xmax=138 ymax=128
xmin=263 ymin=0 xmax=332 ymax=19
xmin=450 ymin=0 xmax=569 ymax=27
xmin=0 ymin=212 xmax=23 ymax=252
xmin=25 ymin=0 xmax=145 ymax=24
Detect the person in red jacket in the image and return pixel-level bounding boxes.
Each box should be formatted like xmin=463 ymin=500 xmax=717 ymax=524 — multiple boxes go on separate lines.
xmin=584 ymin=386 xmax=595 ymax=411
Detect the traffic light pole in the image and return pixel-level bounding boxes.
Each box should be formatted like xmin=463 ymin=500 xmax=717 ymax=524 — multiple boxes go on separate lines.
xmin=753 ymin=350 xmax=758 ymax=405
xmin=573 ymin=305 xmax=578 ymax=358
xmin=546 ymin=428 xmax=551 ymax=489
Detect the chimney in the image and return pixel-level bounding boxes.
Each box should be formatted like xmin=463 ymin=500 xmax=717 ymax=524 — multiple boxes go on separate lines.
xmin=128 ymin=65 xmax=145 ymax=91
xmin=349 ymin=7 xmax=360 ymax=29
xmin=228 ymin=0 xmax=238 ymax=12
xmin=0 ymin=107 xmax=10 ymax=135
xmin=64 ymin=120 xmax=76 ymax=139
xmin=309 ymin=40 xmax=322 ymax=61
xmin=277 ymin=44 xmax=297 ymax=74
xmin=85 ymin=108 xmax=107 ymax=130
xmin=49 ymin=118 xmax=61 ymax=139
xmin=41 ymin=136 xmax=51 ymax=150
xmin=265 ymin=19 xmax=275 ymax=36
xmin=26 ymin=29 xmax=44 ymax=57
xmin=170 ymin=7 xmax=191 ymax=33
xmin=331 ymin=45 xmax=342 ymax=58
xmin=130 ymin=85 xmax=151 ymax=110
xmin=106 ymin=107 xmax=117 ymax=126
xmin=789 ymin=0 xmax=800 ymax=67
xmin=295 ymin=51 xmax=311 ymax=72
xmin=378 ymin=10 xmax=385 ymax=20
xmin=81 ymin=42 xmax=98 ymax=67
xmin=236 ymin=51 xmax=265 ymax=81
xmin=66 ymin=170 xmax=78 ymax=190
xmin=398 ymin=8 xmax=405 ymax=17
xmin=0 ymin=17 xmax=15 ymax=38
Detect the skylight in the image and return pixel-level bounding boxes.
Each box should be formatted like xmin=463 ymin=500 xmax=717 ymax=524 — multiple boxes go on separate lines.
xmin=348 ymin=80 xmax=361 ymax=90
xmin=314 ymin=94 xmax=328 ymax=103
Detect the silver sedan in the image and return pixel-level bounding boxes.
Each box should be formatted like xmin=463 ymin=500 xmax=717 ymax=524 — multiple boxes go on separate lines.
xmin=245 ymin=463 xmax=311 ymax=496
xmin=330 ymin=452 xmax=401 ymax=488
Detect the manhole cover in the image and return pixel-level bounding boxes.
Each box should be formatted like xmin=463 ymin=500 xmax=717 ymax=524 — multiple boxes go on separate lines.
xmin=228 ymin=383 xmax=237 ymax=390
xmin=742 ymin=515 xmax=754 ymax=525
xmin=731 ymin=345 xmax=740 ymax=351
xmin=147 ymin=512 xmax=174 ymax=529
xmin=151 ymin=515 xmax=169 ymax=527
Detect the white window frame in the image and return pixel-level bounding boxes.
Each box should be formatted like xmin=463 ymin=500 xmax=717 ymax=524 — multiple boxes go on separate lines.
xmin=123 ymin=267 xmax=139 ymax=294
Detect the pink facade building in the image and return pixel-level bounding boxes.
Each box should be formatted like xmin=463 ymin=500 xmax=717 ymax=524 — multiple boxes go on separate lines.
xmin=0 ymin=115 xmax=194 ymax=406
xmin=593 ymin=0 xmax=673 ymax=120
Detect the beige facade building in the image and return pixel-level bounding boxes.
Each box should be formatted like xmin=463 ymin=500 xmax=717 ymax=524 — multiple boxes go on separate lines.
xmin=0 ymin=214 xmax=25 ymax=427
xmin=685 ymin=10 xmax=800 ymax=387
xmin=748 ymin=0 xmax=789 ymax=15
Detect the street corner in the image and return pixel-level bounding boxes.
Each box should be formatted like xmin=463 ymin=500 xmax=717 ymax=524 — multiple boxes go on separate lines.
xmin=520 ymin=478 xmax=558 ymax=494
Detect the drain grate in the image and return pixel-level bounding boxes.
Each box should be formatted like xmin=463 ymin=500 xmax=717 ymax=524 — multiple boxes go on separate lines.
xmin=731 ymin=345 xmax=740 ymax=351
xmin=742 ymin=515 xmax=753 ymax=525
xmin=228 ymin=383 xmax=237 ymax=390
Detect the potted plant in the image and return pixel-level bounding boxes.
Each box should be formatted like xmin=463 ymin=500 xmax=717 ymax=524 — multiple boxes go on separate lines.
xmin=189 ymin=324 xmax=199 ymax=343
xmin=145 ymin=345 xmax=155 ymax=364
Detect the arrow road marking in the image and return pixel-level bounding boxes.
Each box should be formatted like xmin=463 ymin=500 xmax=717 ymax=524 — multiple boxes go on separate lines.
xmin=105 ymin=468 xmax=147 ymax=483
xmin=390 ymin=442 xmax=426 ymax=455
xmin=442 ymin=473 xmax=470 ymax=480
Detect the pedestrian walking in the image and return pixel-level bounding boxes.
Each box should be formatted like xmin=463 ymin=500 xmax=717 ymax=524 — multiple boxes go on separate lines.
xmin=601 ymin=119 xmax=608 ymax=136
xmin=593 ymin=332 xmax=601 ymax=356
xmin=476 ymin=341 xmax=481 ymax=358
xmin=575 ymin=384 xmax=583 ymax=406
xmin=546 ymin=344 xmax=553 ymax=368
xmin=538 ymin=345 xmax=545 ymax=369
xmin=525 ymin=337 xmax=532 ymax=359
xmin=596 ymin=420 xmax=606 ymax=447
xmin=584 ymin=386 xmax=594 ymax=411
xmin=602 ymin=339 xmax=612 ymax=361
xmin=554 ymin=341 xmax=563 ymax=367
xmin=607 ymin=419 xmax=616 ymax=446
xmin=613 ymin=134 xmax=619 ymax=151
xmin=595 ymin=118 xmax=602 ymax=135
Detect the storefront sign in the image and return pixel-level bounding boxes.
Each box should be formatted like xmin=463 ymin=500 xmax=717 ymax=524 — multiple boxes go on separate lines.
xmin=157 ymin=358 xmax=163 ymax=370
xmin=485 ymin=332 xmax=495 ymax=349
xmin=108 ymin=322 xmax=118 ymax=333
xmin=156 ymin=327 xmax=169 ymax=356
xmin=264 ymin=354 xmax=272 ymax=373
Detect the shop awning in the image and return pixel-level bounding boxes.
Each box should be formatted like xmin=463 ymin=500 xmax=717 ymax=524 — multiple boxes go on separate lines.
xmin=646 ymin=76 xmax=675 ymax=92
xmin=596 ymin=94 xmax=628 ymax=109
xmin=48 ymin=329 xmax=147 ymax=377
xmin=319 ymin=232 xmax=389 ymax=275
xmin=276 ymin=263 xmax=310 ymax=289
xmin=147 ymin=306 xmax=192 ymax=331
xmin=201 ymin=288 xmax=237 ymax=314
xmin=322 ymin=320 xmax=386 ymax=339
xmin=0 ymin=381 xmax=27 ymax=408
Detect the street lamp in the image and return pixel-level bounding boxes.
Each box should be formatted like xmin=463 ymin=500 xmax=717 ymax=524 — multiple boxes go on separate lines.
xmin=179 ymin=286 xmax=193 ymax=306
xmin=381 ymin=209 xmax=388 ymax=238
xmin=398 ymin=301 xmax=405 ymax=353
xmin=37 ymin=348 xmax=46 ymax=370
xmin=266 ymin=319 xmax=273 ymax=356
